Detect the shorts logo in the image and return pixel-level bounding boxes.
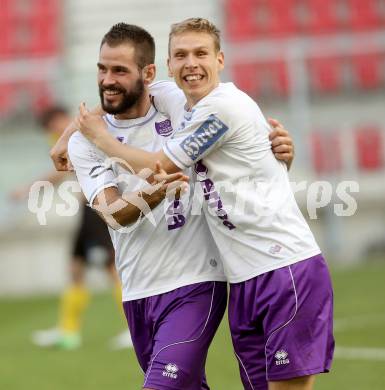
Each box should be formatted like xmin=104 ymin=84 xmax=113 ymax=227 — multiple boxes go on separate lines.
xmin=275 ymin=350 xmax=290 ymax=366
xmin=162 ymin=363 xmax=178 ymax=379
xmin=180 ymin=114 xmax=229 ymax=161
xmin=155 ymin=119 xmax=173 ymax=137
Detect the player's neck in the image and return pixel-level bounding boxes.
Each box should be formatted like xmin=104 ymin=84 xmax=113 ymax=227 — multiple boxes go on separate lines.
xmin=114 ymin=93 xmax=151 ymax=120
xmin=185 ymin=82 xmax=219 ymax=111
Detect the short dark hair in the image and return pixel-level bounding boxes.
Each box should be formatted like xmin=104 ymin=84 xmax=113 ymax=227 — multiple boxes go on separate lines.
xmin=101 ymin=23 xmax=155 ymax=69
xmin=38 ymin=106 xmax=69 ymax=128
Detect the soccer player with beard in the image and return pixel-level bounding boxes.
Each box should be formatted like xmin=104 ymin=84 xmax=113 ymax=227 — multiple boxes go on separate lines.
xmin=70 ymin=19 xmax=334 ymax=390
xmin=68 ymin=23 xmax=228 ymax=390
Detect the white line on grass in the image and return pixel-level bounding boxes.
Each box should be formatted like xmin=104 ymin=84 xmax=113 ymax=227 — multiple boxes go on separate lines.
xmin=335 ymin=347 xmax=385 ymax=361
xmin=334 ymin=314 xmax=385 ymax=332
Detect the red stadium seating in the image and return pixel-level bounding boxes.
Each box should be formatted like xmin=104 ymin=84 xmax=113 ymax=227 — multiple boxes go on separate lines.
xmin=355 ymin=126 xmax=383 ymax=171
xmin=225 ymin=0 xmax=297 ymax=40
xmin=310 ymin=131 xmax=342 ymax=174
xmin=0 ymin=0 xmax=14 ymax=14
xmin=0 ymin=0 xmax=61 ymax=57
xmin=0 ymin=1 xmax=59 ymax=118
xmin=262 ymin=0 xmax=297 ymax=37
xmin=232 ymin=62 xmax=260 ymax=95
xmin=226 ymin=0 xmax=259 ymax=40
xmin=28 ymin=16 xmax=61 ymax=56
xmin=269 ymin=59 xmax=290 ymax=96
xmin=0 ymin=17 xmax=13 ymax=58
xmin=352 ymin=53 xmax=382 ymax=89
xmin=347 ymin=0 xmax=380 ymax=31
xmin=308 ymin=57 xmax=342 ymax=92
xmin=225 ymin=0 xmax=383 ymax=43
xmin=311 ymin=127 xmax=384 ymax=174
xmin=232 ymin=59 xmax=289 ymax=97
xmin=301 ymin=0 xmax=339 ymax=34
xmin=381 ymin=0 xmax=385 ymax=27
xmin=30 ymin=0 xmax=60 ymax=16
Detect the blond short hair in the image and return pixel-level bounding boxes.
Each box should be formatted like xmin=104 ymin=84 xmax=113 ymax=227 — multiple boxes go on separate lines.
xmin=168 ymin=18 xmax=221 ymax=54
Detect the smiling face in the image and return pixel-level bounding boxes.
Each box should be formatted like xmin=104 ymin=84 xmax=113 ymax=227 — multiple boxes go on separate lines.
xmin=167 ymin=31 xmax=224 ymax=108
xmin=98 ymin=42 xmax=146 ymax=116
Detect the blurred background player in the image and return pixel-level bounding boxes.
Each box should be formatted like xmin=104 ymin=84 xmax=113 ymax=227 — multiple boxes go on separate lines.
xmin=10 ymin=106 xmax=132 ymax=350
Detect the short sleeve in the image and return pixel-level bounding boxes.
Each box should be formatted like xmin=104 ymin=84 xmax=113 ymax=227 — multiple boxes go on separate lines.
xmin=149 ymin=80 xmax=185 ymax=122
xmin=68 ymin=133 xmax=117 ymax=205
xmin=163 ymin=101 xmax=231 ymax=169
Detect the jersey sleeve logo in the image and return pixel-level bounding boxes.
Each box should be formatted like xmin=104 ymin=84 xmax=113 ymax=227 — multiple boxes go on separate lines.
xmin=180 ymin=114 xmax=229 ymax=161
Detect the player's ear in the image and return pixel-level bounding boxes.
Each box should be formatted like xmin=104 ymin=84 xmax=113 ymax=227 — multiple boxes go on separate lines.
xmin=167 ymin=58 xmax=173 ymax=77
xmin=217 ymin=51 xmax=225 ymax=71
xmin=142 ymin=64 xmax=156 ymax=85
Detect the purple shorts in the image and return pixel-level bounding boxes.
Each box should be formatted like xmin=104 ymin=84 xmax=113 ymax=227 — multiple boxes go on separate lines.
xmin=228 ymin=254 xmax=334 ymax=390
xmin=123 ymin=281 xmax=227 ymax=390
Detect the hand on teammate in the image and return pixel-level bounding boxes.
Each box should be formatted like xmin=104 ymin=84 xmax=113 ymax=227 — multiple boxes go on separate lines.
xmin=74 ymin=102 xmax=109 ymax=145
xmin=50 ymin=104 xmax=106 ymax=171
xmin=152 ymin=161 xmax=189 ymax=200
xmin=50 ymin=131 xmax=74 ymax=171
xmin=268 ymin=118 xmax=294 ymax=170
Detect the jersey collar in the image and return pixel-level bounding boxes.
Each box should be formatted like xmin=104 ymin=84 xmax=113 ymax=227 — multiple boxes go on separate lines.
xmin=105 ymin=105 xmax=157 ymax=129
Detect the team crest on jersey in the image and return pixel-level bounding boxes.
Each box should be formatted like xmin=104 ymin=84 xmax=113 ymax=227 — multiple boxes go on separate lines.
xmin=116 ymin=136 xmax=124 ymax=143
xmin=155 ymin=119 xmax=173 ymax=136
xmin=162 ymin=363 xmax=178 ymax=379
xmin=180 ymin=114 xmax=229 ymax=161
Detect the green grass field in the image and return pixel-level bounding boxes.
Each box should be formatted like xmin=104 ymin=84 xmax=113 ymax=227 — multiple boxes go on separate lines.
xmin=1 ymin=260 xmax=385 ymax=390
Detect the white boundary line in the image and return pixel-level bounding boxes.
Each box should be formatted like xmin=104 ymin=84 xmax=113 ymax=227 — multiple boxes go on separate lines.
xmin=335 ymin=346 xmax=385 ymax=361
xmin=334 ymin=314 xmax=385 ymax=332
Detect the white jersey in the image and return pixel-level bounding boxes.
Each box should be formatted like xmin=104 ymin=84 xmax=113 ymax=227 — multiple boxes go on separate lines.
xmin=151 ymin=81 xmax=321 ymax=283
xmin=68 ymin=105 xmax=226 ymax=301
